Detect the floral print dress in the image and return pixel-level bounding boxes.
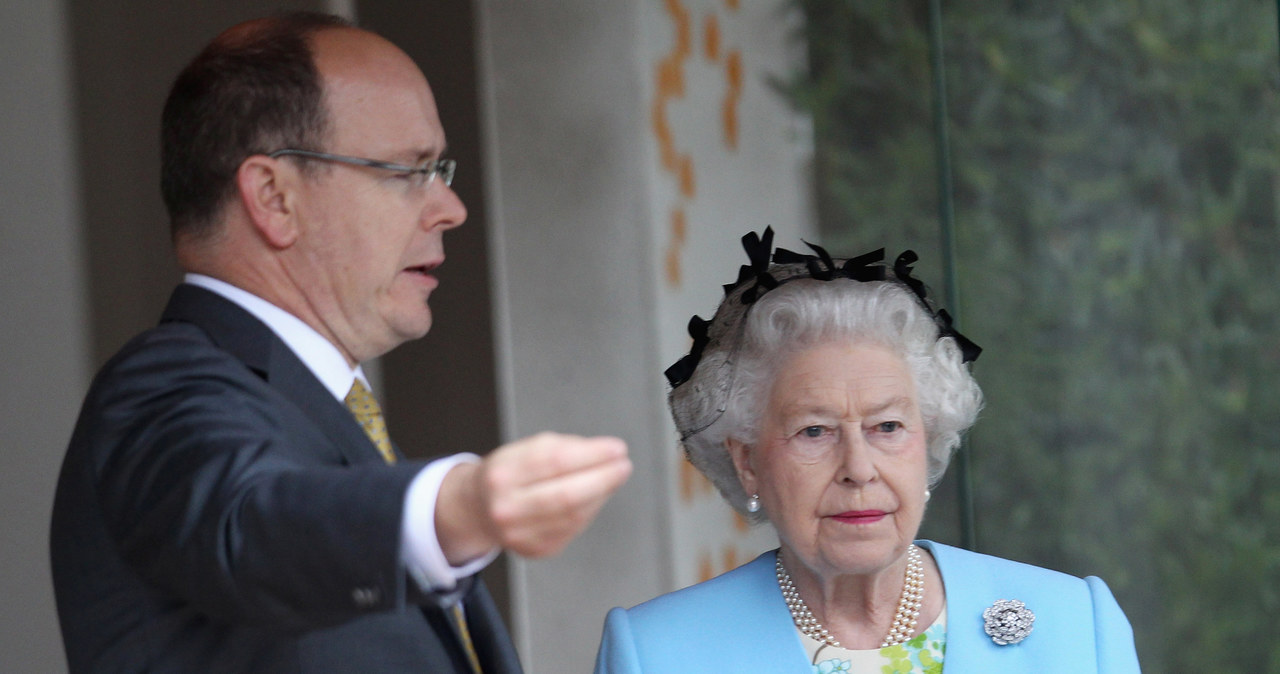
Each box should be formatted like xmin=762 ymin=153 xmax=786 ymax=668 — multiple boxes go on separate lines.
xmin=796 ymin=607 xmax=946 ymax=674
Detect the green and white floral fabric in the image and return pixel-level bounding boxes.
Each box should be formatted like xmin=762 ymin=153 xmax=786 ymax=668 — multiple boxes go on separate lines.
xmin=797 ymin=608 xmax=946 ymax=674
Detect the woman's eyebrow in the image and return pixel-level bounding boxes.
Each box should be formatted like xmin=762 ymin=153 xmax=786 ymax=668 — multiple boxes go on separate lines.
xmin=864 ymin=396 xmax=915 ymax=416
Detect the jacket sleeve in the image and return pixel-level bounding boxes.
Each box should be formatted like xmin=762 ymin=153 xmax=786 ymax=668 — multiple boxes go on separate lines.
xmin=1086 ymin=576 xmax=1142 ymax=673
xmin=87 ymin=330 xmax=424 ymax=633
xmin=594 ymin=607 xmax=642 ymax=674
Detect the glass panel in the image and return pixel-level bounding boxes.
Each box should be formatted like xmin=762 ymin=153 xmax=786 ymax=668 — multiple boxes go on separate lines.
xmin=790 ymin=1 xmax=1280 ymax=670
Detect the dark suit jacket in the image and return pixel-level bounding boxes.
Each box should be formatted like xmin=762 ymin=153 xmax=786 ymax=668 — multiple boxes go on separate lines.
xmin=50 ymin=284 xmax=522 ymax=673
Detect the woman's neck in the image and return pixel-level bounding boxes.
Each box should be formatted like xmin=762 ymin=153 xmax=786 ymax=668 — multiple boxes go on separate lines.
xmin=780 ymin=545 xmax=945 ymax=650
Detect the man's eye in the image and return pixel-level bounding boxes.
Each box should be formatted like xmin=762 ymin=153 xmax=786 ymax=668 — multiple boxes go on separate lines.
xmin=398 ymin=170 xmax=428 ymax=188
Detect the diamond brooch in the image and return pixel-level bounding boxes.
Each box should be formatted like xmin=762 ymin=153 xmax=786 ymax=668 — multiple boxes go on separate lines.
xmin=982 ymin=599 xmax=1035 ymax=645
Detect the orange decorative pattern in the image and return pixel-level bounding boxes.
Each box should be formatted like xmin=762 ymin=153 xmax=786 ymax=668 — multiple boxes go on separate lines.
xmin=656 ymin=0 xmax=745 ymax=286
xmin=679 ymin=448 xmax=715 ymax=502
xmin=666 ymin=208 xmax=687 ymax=285
xmin=657 ymin=1 xmax=760 ymax=586
xmin=695 ymin=540 xmax=750 ymax=583
xmin=698 ymin=552 xmax=714 ymax=583
xmin=703 ymin=13 xmax=720 ymax=61
xmin=722 ymin=49 xmax=742 ymax=150
xmin=653 ymin=0 xmax=691 ymax=176
xmin=722 ymin=544 xmax=739 ymax=573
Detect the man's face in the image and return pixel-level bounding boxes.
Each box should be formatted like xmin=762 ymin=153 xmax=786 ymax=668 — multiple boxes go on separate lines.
xmin=288 ymin=28 xmax=466 ymax=364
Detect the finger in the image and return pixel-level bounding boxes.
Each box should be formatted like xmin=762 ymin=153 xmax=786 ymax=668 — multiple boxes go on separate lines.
xmin=499 ymin=480 xmax=621 ymax=559
xmin=491 ymin=454 xmax=632 ymax=527
xmin=490 ymin=434 xmax=627 ymax=487
xmin=505 ymin=495 xmax=613 ymax=558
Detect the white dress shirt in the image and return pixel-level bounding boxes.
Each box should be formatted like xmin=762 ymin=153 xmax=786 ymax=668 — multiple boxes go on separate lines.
xmin=185 ymin=274 xmax=497 ymax=593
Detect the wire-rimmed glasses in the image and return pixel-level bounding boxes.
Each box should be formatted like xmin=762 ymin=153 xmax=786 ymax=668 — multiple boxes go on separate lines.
xmin=267 ymin=148 xmax=456 ymax=189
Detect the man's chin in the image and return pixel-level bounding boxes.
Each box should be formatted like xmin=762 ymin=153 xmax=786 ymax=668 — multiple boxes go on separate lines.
xmin=394 ymin=311 xmax=434 ymax=343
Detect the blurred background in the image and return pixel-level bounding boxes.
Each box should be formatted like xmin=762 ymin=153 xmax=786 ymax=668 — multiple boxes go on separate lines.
xmin=2 ymin=1 xmax=1276 ymax=672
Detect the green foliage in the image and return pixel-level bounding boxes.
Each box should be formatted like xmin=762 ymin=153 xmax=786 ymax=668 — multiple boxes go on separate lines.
xmin=787 ymin=1 xmax=1280 ymax=671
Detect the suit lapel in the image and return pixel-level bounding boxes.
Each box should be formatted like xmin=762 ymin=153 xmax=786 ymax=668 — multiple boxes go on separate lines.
xmin=418 ymin=579 xmax=523 ymax=674
xmin=160 ymin=284 xmax=382 ymax=466
xmin=463 ymin=580 xmax=524 ymax=674
xmin=753 ymin=552 xmax=823 ymax=674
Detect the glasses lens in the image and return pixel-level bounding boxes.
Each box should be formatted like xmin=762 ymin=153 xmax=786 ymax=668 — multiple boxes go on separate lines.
xmin=436 ymin=159 xmax=456 ymax=187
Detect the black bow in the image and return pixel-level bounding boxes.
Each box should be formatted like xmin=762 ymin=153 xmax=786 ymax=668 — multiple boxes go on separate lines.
xmin=936 ymin=309 xmax=983 ymax=363
xmin=775 ymin=244 xmax=887 ymax=283
xmin=843 ymin=248 xmax=888 ymax=281
xmin=893 ymin=250 xmax=928 ymax=303
xmin=727 ymin=227 xmax=779 ymax=304
xmin=894 ymin=251 xmax=981 ymax=364
xmin=665 ymin=230 xmax=983 ymax=391
xmin=663 ymin=315 xmax=711 ymax=386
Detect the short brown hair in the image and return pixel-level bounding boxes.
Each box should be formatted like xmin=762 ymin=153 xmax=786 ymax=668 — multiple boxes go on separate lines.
xmin=160 ymin=11 xmax=353 ymax=240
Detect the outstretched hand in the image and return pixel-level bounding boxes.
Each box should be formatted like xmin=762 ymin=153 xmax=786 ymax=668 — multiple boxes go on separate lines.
xmin=435 ymin=432 xmax=632 ymax=564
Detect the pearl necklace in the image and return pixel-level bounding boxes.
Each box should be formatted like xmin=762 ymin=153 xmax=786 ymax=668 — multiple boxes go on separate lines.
xmin=775 ymin=544 xmax=925 ymax=649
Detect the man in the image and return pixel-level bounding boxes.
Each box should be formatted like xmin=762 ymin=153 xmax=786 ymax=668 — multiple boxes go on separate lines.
xmin=49 ymin=12 xmax=631 ymax=673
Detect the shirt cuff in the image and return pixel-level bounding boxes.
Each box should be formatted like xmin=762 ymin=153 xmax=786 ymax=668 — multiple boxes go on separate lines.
xmin=402 ymin=453 xmax=500 ymax=593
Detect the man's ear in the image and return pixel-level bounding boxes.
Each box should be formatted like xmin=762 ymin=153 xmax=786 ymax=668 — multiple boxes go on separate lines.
xmin=726 ymin=437 xmax=757 ymax=498
xmin=236 ymin=155 xmax=299 ymax=249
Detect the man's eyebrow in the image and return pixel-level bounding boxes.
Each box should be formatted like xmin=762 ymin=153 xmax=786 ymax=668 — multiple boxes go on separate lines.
xmin=412 ymin=145 xmax=447 ymax=162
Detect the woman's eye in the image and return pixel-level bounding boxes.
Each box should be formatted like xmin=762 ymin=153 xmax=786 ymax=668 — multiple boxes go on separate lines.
xmin=875 ymin=421 xmax=902 ymax=433
xmin=801 ymin=426 xmax=825 ymax=438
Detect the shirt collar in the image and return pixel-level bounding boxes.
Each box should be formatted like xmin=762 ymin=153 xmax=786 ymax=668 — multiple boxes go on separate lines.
xmin=184 ymin=273 xmax=366 ymax=401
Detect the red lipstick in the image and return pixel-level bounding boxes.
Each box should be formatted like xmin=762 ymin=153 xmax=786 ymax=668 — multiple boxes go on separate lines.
xmin=832 ymin=510 xmax=886 ymax=524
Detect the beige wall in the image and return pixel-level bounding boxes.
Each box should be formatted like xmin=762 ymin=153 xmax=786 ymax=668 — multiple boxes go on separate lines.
xmin=1 ymin=2 xmax=87 ymax=670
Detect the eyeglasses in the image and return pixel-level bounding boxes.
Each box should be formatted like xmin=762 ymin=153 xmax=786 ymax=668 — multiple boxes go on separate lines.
xmin=267 ymin=149 xmax=456 ymax=188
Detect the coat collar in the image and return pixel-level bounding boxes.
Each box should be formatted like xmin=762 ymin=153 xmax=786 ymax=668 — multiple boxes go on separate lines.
xmin=160 ymin=283 xmax=388 ymax=466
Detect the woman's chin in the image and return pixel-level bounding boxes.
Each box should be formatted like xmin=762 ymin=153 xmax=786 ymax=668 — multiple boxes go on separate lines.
xmin=798 ymin=538 xmax=915 ymax=578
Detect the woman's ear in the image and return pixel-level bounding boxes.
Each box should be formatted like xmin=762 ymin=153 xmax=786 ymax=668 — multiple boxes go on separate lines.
xmin=726 ymin=437 xmax=757 ymax=498
xmin=236 ymin=155 xmax=300 ymax=249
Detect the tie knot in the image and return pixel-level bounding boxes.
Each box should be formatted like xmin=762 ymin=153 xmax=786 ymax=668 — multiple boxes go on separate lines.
xmin=344 ymin=380 xmax=395 ymax=464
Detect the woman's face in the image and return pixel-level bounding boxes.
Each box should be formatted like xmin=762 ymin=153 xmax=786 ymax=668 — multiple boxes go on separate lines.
xmin=728 ymin=340 xmax=929 ymax=581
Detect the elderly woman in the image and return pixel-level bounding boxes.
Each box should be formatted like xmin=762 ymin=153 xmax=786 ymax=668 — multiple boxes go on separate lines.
xmin=595 ymin=229 xmax=1140 ymax=673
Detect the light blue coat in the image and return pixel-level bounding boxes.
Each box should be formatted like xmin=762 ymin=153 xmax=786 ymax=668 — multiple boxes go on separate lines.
xmin=595 ymin=541 xmax=1140 ymax=673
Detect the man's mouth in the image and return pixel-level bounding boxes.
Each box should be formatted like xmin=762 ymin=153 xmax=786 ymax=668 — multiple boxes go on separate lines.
xmin=402 ymin=261 xmax=442 ymax=288
xmin=404 ymin=259 xmax=442 ymax=276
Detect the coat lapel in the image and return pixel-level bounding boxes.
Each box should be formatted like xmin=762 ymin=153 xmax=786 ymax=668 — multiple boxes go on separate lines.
xmin=160 ymin=284 xmax=382 ymax=466
xmin=464 ymin=581 xmax=525 ymax=674
xmin=920 ymin=540 xmax=1098 ymax=673
xmin=714 ymin=551 xmax=815 ymax=674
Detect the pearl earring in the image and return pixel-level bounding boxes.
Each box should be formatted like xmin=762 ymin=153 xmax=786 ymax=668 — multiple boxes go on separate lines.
xmin=746 ymin=494 xmax=761 ymax=513
xmin=924 ymin=489 xmax=932 ymax=502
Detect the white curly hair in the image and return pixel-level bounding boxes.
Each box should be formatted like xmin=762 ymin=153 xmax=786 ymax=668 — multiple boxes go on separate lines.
xmin=670 ymin=274 xmax=983 ymax=521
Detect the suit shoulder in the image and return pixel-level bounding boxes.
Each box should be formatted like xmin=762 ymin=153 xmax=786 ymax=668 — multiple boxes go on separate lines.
xmin=91 ymin=320 xmax=252 ymax=392
xmin=624 ymin=552 xmax=779 ymax=630
xmin=921 ymin=540 xmax=1123 ymax=629
xmin=925 ymin=540 xmax=1094 ymax=588
xmin=73 ymin=320 xmax=265 ymax=464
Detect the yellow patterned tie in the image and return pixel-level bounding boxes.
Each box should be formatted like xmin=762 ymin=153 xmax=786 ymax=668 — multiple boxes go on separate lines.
xmin=346 ymin=381 xmax=479 ymax=672
xmin=343 ymin=379 xmax=396 ymax=464
xmin=451 ymin=604 xmax=484 ymax=674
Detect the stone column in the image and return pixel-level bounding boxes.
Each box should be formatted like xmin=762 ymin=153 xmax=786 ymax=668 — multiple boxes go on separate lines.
xmin=475 ymin=1 xmax=813 ymax=670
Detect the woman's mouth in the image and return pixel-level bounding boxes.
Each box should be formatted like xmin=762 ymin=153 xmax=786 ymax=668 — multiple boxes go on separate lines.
xmin=831 ymin=510 xmax=887 ymax=525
